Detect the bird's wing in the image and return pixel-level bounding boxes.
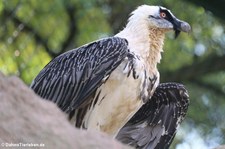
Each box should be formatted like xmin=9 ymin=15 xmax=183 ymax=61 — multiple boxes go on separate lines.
xmin=116 ymin=82 xmax=189 ymax=149
xmin=30 ymin=37 xmax=129 ymax=112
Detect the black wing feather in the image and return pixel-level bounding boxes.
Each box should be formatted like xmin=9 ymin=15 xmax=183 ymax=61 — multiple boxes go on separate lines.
xmin=116 ymin=82 xmax=189 ymax=149
xmin=31 ymin=37 xmax=129 ymax=112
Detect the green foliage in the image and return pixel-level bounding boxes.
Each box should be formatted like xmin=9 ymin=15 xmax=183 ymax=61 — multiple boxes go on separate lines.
xmin=76 ymin=4 xmax=111 ymax=45
xmin=0 ymin=0 xmax=225 ymax=148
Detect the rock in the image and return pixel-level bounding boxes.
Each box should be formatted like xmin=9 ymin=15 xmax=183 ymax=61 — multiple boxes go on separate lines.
xmin=0 ymin=72 xmax=132 ymax=149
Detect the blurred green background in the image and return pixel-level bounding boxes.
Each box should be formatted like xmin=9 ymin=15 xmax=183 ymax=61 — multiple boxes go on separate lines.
xmin=0 ymin=0 xmax=225 ymax=148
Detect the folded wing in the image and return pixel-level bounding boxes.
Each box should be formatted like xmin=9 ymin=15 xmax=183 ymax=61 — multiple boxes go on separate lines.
xmin=31 ymin=37 xmax=129 ymax=113
xmin=116 ymin=82 xmax=189 ymax=149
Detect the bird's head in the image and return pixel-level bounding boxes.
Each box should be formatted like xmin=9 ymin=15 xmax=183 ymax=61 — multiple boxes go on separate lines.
xmin=128 ymin=5 xmax=191 ymax=38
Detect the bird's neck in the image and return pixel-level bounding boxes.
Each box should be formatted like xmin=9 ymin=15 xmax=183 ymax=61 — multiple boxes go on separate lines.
xmin=147 ymin=28 xmax=165 ymax=70
xmin=115 ymin=25 xmax=165 ymax=72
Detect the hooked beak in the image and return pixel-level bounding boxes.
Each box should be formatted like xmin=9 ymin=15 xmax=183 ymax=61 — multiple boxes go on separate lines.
xmin=172 ymin=18 xmax=191 ymax=38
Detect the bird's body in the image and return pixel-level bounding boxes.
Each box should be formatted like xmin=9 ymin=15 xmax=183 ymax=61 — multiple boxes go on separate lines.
xmin=81 ymin=66 xmax=144 ymax=135
xmin=31 ymin=5 xmax=191 ymax=138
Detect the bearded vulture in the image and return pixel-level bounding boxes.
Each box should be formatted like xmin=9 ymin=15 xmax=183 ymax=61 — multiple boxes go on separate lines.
xmin=30 ymin=5 xmax=191 ymax=137
xmin=116 ymin=82 xmax=190 ymax=149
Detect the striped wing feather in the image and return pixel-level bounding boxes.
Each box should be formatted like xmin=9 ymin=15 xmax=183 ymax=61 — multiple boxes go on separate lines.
xmin=116 ymin=82 xmax=189 ymax=149
xmin=31 ymin=37 xmax=129 ymax=113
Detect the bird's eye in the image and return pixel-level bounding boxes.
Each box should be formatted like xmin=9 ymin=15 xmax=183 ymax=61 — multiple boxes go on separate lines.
xmin=160 ymin=12 xmax=166 ymax=18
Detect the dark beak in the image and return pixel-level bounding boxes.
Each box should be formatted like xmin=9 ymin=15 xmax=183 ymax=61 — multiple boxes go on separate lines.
xmin=172 ymin=18 xmax=191 ymax=38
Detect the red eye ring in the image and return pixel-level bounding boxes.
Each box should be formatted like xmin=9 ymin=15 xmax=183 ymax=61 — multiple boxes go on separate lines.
xmin=160 ymin=12 xmax=166 ymax=18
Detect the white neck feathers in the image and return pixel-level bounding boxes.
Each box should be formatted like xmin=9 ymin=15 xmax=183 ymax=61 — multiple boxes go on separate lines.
xmin=115 ymin=18 xmax=165 ymax=72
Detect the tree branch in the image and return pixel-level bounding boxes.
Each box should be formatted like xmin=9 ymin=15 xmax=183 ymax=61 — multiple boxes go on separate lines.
xmin=2 ymin=3 xmax=78 ymax=58
xmin=184 ymin=0 xmax=225 ymax=21
xmin=59 ymin=3 xmax=78 ymax=54
xmin=2 ymin=9 xmax=57 ymax=57
xmin=192 ymin=78 xmax=225 ymax=97
xmin=161 ymin=53 xmax=225 ymax=82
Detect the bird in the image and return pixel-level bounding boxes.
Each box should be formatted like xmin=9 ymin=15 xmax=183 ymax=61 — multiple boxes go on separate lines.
xmin=30 ymin=5 xmax=191 ymax=137
xmin=116 ymin=82 xmax=190 ymax=149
